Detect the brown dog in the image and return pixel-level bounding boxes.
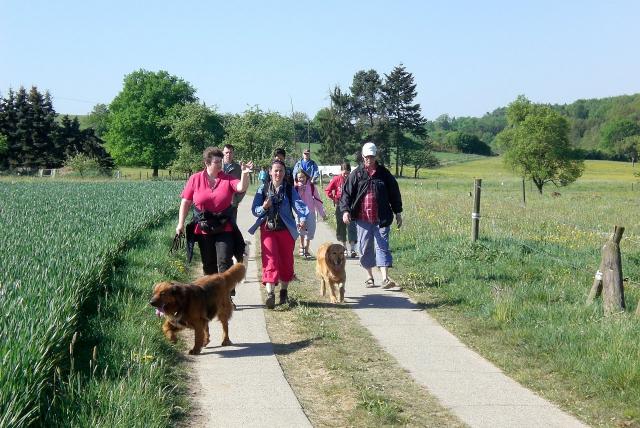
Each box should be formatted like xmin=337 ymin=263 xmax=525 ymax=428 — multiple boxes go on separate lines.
xmin=150 ymin=263 xmax=246 ymax=354
xmin=316 ymin=242 xmax=346 ymax=303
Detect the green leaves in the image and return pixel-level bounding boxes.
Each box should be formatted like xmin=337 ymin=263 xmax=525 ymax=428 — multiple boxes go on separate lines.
xmin=105 ymin=70 xmax=197 ymax=174
xmin=497 ymin=96 xmax=584 ymax=193
xmin=222 ymin=106 xmax=295 ymax=165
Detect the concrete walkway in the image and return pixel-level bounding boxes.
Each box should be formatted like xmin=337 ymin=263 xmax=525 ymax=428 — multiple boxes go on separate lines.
xmin=184 ymin=198 xmax=311 ymax=427
xmin=307 ymin=220 xmax=589 ymax=428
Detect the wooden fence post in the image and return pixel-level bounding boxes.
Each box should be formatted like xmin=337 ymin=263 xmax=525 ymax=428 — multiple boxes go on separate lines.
xmin=522 ymin=178 xmax=526 ymax=206
xmin=471 ymin=178 xmax=482 ymax=242
xmin=587 ymin=226 xmax=625 ymax=314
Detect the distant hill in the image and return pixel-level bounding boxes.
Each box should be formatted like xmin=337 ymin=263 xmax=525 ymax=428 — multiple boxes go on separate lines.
xmin=428 ymin=93 xmax=640 ymax=159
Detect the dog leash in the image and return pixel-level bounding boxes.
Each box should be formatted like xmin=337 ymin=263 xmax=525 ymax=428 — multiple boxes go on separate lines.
xmin=169 ymin=232 xmax=185 ymax=255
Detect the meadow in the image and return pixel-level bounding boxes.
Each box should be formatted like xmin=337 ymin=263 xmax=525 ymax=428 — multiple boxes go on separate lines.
xmin=390 ymin=158 xmax=640 ymax=426
xmin=0 ymin=180 xmax=184 ymax=427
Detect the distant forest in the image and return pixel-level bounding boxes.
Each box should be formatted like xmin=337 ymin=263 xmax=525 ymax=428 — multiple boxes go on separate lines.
xmin=3 ymin=74 xmax=639 ymax=177
xmin=428 ymin=93 xmax=640 ymax=160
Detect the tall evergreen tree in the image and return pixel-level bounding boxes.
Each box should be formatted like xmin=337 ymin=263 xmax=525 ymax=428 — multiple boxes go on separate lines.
xmin=14 ymin=87 xmax=35 ymax=168
xmin=0 ymin=89 xmax=17 ymax=168
xmin=381 ymin=64 xmax=426 ymax=176
xmin=318 ymin=87 xmax=357 ymax=163
xmin=29 ymin=87 xmax=57 ymax=167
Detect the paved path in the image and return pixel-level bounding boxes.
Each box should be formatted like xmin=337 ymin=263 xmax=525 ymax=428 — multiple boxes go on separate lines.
xmin=184 ymin=198 xmax=311 ymax=427
xmin=307 ymin=220 xmax=589 ymax=428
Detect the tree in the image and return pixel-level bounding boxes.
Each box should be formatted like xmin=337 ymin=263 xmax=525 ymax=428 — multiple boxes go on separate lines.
xmin=0 ymin=86 xmax=58 ymax=169
xmin=64 ymin=152 xmax=100 ymax=176
xmin=85 ymin=103 xmax=110 ymax=138
xmin=166 ymin=102 xmax=225 ymax=173
xmin=0 ymin=133 xmax=7 ymax=155
xmin=317 ymin=86 xmax=358 ymax=164
xmin=600 ymin=118 xmax=640 ymax=152
xmin=351 ymin=70 xmax=384 ymax=138
xmin=105 ymin=69 xmax=196 ymax=176
xmin=29 ymin=88 xmax=58 ymax=167
xmin=496 ymin=96 xmax=584 ymax=194
xmin=403 ymin=134 xmax=439 ymax=178
xmin=54 ymin=115 xmax=114 ymax=173
xmin=444 ymin=131 xmax=492 ymax=155
xmin=223 ymin=106 xmax=294 ymax=166
xmin=619 ymin=135 xmax=640 ymax=162
xmin=381 ymin=64 xmax=426 ymax=176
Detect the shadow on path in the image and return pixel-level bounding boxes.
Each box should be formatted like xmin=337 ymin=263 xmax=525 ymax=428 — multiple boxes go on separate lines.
xmin=348 ymin=292 xmax=425 ymax=311
xmin=197 ymin=339 xmax=314 ymax=358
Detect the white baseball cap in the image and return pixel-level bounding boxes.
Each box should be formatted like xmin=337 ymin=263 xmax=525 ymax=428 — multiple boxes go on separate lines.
xmin=362 ymin=142 xmax=377 ymax=157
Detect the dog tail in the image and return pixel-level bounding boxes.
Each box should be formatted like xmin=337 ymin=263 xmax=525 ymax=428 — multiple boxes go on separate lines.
xmin=220 ymin=262 xmax=247 ymax=290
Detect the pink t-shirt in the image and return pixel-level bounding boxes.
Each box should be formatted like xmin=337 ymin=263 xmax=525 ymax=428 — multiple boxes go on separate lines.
xmin=181 ymin=170 xmax=240 ymax=234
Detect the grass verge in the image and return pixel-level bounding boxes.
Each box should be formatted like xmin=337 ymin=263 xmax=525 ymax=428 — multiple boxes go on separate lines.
xmin=393 ymin=176 xmax=640 ymax=428
xmin=43 ymin=217 xmax=191 ymax=427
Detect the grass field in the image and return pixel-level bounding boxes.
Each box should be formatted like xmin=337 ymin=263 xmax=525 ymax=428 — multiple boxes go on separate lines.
xmin=0 ymin=181 xmax=184 ymax=427
xmin=389 ymin=158 xmax=640 ymax=427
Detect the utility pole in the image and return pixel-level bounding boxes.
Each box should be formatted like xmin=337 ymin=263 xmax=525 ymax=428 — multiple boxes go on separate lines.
xmin=290 ymin=97 xmax=296 ymax=153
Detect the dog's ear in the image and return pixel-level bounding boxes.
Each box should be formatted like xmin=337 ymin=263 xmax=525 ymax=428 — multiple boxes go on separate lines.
xmin=170 ymin=283 xmax=185 ymax=305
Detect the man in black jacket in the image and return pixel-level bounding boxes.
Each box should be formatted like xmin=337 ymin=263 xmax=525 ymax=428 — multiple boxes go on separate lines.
xmin=339 ymin=142 xmax=403 ymax=290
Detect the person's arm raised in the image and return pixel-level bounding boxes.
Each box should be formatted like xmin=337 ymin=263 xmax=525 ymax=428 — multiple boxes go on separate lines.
xmin=236 ymin=161 xmax=254 ymax=193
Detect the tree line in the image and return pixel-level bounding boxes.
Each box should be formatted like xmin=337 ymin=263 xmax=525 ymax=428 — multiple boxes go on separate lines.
xmin=2 ymin=67 xmax=636 ymax=184
xmin=428 ymin=94 xmax=640 ymax=161
xmin=0 ymin=86 xmax=114 ymax=172
xmin=47 ymin=65 xmax=438 ymax=178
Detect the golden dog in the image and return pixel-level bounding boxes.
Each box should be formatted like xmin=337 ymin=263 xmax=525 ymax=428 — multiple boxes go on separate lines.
xmin=316 ymin=242 xmax=346 ymax=303
xmin=149 ymin=263 xmax=246 ymax=354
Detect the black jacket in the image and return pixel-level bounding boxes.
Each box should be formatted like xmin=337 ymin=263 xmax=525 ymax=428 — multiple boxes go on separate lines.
xmin=339 ymin=163 xmax=402 ymax=228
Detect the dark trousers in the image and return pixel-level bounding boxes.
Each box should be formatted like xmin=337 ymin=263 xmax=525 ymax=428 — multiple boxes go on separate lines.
xmin=197 ymin=232 xmax=235 ymax=275
xmin=335 ymin=205 xmax=357 ymax=243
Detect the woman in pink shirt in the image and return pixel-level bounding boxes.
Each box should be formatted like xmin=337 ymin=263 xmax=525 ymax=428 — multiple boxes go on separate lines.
xmin=176 ymin=147 xmax=253 ymax=275
xmin=294 ymin=170 xmax=326 ymax=258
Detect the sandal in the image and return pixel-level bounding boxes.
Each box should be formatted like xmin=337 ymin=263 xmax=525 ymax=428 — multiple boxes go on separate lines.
xmin=299 ymin=247 xmax=305 ymax=257
xmin=364 ymin=278 xmax=375 ymax=288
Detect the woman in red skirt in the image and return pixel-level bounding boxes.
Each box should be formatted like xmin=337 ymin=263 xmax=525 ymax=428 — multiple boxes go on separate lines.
xmin=248 ymin=159 xmax=309 ymax=309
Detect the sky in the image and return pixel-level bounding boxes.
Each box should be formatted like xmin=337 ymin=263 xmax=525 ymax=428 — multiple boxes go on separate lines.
xmin=2 ymin=0 xmax=639 ymax=120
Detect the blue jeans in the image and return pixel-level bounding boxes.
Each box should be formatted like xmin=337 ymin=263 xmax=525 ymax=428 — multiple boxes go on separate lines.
xmin=356 ymin=220 xmax=392 ymax=269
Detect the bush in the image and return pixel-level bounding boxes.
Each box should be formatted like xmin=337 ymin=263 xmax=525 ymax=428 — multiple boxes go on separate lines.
xmin=64 ymin=153 xmax=102 ymax=177
xmin=443 ymin=131 xmax=492 ymax=155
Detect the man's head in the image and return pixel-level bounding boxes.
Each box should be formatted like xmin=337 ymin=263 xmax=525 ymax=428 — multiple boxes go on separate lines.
xmin=362 ymin=142 xmax=377 ymax=168
xmin=223 ymin=144 xmax=234 ymax=163
xmin=302 ymin=148 xmax=311 ymax=160
xmin=274 ymin=148 xmax=286 ymax=162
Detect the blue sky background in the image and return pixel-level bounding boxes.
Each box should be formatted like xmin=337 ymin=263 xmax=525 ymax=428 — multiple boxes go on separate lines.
xmin=2 ymin=0 xmax=639 ymax=120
